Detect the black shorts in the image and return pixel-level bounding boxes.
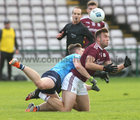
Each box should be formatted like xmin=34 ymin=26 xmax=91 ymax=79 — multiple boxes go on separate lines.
xmin=40 ymin=70 xmax=61 ymax=94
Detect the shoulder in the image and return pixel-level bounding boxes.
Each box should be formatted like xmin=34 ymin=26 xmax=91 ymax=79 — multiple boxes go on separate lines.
xmin=67 ymin=23 xmax=72 ymax=26
xmin=80 ymin=22 xmax=86 ymax=27
xmin=91 ymin=44 xmax=98 ymax=52
xmin=85 ymin=43 xmax=98 ymax=54
xmin=64 ymin=23 xmax=72 ymax=28
xmin=69 ymin=54 xmax=81 ymax=59
xmin=10 ymin=28 xmax=15 ymax=31
xmin=65 ymin=23 xmax=73 ymax=30
xmin=81 ymin=16 xmax=91 ymax=23
xmin=10 ymin=28 xmax=16 ymax=34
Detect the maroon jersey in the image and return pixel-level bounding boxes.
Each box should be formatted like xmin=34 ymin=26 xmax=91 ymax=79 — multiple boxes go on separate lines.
xmin=72 ymin=43 xmax=110 ymax=82
xmin=81 ymin=16 xmax=105 ymax=47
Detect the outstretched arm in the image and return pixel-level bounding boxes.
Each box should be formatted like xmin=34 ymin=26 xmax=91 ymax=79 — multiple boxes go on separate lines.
xmin=105 ymin=56 xmax=131 ymax=73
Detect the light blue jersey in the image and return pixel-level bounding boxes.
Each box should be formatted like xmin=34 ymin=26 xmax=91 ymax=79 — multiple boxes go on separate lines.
xmin=51 ymin=54 xmax=80 ymax=83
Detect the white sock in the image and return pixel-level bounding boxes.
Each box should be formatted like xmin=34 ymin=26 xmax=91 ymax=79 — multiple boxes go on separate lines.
xmin=39 ymin=92 xmax=47 ymax=101
xmin=39 ymin=92 xmax=50 ymax=102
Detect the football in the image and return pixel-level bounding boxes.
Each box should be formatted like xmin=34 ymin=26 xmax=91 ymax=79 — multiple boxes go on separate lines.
xmin=90 ymin=8 xmax=105 ymax=23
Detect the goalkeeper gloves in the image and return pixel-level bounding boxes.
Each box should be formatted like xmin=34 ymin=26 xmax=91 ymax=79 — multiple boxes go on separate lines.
xmin=124 ymin=56 xmax=131 ymax=68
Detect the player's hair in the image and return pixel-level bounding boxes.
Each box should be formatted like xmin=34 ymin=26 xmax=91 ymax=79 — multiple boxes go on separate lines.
xmin=72 ymin=6 xmax=82 ymax=14
xmin=87 ymin=1 xmax=98 ymax=7
xmin=95 ymin=28 xmax=109 ymax=38
xmin=68 ymin=43 xmax=82 ymax=54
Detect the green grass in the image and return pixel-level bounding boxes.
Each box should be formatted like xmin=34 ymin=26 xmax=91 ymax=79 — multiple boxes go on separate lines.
xmin=0 ymin=77 xmax=140 ymax=120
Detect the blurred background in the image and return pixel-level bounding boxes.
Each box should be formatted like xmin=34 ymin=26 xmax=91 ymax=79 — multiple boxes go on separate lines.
xmin=0 ymin=0 xmax=139 ymax=79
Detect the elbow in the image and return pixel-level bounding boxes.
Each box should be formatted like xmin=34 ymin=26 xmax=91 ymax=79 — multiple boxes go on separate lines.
xmin=85 ymin=63 xmax=91 ymax=69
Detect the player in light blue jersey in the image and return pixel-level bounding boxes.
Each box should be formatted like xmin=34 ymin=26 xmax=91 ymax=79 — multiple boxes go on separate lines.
xmin=9 ymin=44 xmax=98 ymax=103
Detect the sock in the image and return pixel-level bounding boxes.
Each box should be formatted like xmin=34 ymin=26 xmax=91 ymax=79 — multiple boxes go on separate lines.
xmin=39 ymin=92 xmax=50 ymax=102
xmin=39 ymin=92 xmax=47 ymax=101
xmin=36 ymin=106 xmax=40 ymax=111
xmin=19 ymin=64 xmax=25 ymax=70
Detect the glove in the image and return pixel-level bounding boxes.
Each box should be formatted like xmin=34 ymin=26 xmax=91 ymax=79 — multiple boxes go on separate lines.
xmin=103 ymin=63 xmax=118 ymax=73
xmin=88 ymin=76 xmax=97 ymax=86
xmin=99 ymin=71 xmax=109 ymax=83
xmin=88 ymin=76 xmax=100 ymax=92
xmin=124 ymin=56 xmax=131 ymax=67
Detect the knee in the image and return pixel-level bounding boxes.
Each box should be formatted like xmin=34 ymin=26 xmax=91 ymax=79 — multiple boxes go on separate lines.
xmin=36 ymin=78 xmax=55 ymax=90
xmin=36 ymin=81 xmax=46 ymax=90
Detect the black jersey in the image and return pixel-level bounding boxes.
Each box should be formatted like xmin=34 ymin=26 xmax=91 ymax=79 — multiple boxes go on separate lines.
xmin=57 ymin=22 xmax=94 ymax=55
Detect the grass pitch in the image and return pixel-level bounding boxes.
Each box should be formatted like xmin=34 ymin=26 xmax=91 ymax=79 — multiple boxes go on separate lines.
xmin=0 ymin=77 xmax=140 ymax=120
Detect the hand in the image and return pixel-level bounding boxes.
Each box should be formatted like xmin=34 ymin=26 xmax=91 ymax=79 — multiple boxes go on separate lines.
xmin=124 ymin=56 xmax=131 ymax=67
xmin=88 ymin=76 xmax=100 ymax=92
xmin=100 ymin=71 xmax=109 ymax=83
xmin=88 ymin=76 xmax=97 ymax=86
xmin=103 ymin=63 xmax=118 ymax=73
xmin=56 ymin=31 xmax=64 ymax=39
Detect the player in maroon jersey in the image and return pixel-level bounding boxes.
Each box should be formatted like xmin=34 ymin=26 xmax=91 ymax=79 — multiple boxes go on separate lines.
xmin=81 ymin=1 xmax=105 ymax=48
xmin=37 ymin=28 xmax=131 ymax=112
xmin=72 ymin=28 xmax=131 ymax=82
